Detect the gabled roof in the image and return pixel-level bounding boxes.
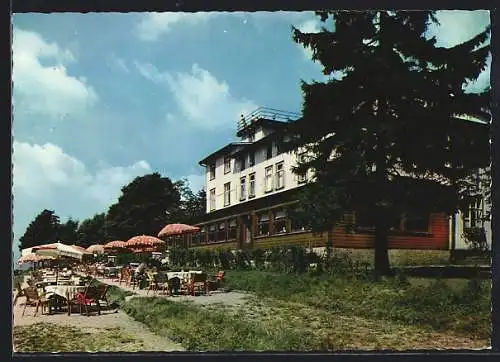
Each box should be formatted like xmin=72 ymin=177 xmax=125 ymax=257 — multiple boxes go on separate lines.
xmin=198 ymin=142 xmax=252 ymax=166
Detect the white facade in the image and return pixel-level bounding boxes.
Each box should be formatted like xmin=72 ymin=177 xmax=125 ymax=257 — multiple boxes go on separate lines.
xmin=204 ymin=138 xmax=309 ymax=213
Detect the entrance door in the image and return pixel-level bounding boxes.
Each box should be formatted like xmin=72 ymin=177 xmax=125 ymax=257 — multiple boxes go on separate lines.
xmin=239 ymin=215 xmax=252 ymax=248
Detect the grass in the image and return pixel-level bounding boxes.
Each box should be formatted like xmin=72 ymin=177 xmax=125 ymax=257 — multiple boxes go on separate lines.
xmin=121 ymin=295 xmax=488 ymax=351
xmin=224 ymin=270 xmax=491 ymax=339
xmin=13 ymin=323 xmax=144 ymax=352
xmin=122 ymin=297 xmax=316 ymax=351
xmin=105 ymin=284 xmax=136 ymax=307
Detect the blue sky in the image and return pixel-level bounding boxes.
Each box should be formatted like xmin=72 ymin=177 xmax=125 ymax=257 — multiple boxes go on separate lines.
xmin=12 ymin=10 xmax=491 ymax=262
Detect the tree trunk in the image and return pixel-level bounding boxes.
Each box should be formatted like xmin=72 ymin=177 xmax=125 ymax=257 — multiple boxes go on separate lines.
xmin=373 ymin=87 xmax=391 ymax=276
xmin=374 ymin=211 xmax=391 ymax=277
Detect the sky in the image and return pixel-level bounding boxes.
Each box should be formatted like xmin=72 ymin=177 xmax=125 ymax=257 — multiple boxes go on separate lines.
xmin=11 ymin=10 xmax=491 ymax=262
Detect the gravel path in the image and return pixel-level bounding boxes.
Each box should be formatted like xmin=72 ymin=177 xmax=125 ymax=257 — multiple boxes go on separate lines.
xmin=98 ymin=277 xmax=250 ymax=307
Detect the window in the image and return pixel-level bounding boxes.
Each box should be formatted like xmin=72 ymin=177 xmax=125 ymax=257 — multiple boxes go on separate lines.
xmin=228 ymin=219 xmax=237 ymax=240
xmin=290 ymin=213 xmax=308 ymax=233
xmin=464 ymin=198 xmax=485 ymax=228
xmin=257 ymin=213 xmax=270 ymax=236
xmin=275 ymin=162 xmax=285 ymax=190
xmin=274 ymin=209 xmax=287 ymax=234
xmin=276 ymin=136 xmax=283 ymax=155
xmin=209 ymin=188 xmax=216 ymax=211
xmin=404 ymin=213 xmax=430 ymax=232
xmin=297 ymin=153 xmax=307 ymax=183
xmin=224 ymin=157 xmax=231 ymax=174
xmin=192 ymin=228 xmax=205 ymax=245
xmin=217 ymin=222 xmax=226 ymax=241
xmin=266 ymin=143 xmax=273 ymax=159
xmin=239 ymin=156 xmax=246 ymax=171
xmin=249 ymin=173 xmax=256 ymax=198
xmin=240 ymin=177 xmax=247 ymax=201
xmin=208 ymin=224 xmax=217 ymax=243
xmin=265 ymin=166 xmax=274 ymax=193
xmin=209 ymin=164 xmax=216 ymax=180
xmin=249 ymin=152 xmax=255 ymax=167
xmin=224 ymin=182 xmax=231 ymax=206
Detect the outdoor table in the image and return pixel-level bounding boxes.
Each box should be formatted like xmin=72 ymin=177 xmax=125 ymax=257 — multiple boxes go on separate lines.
xmin=44 ymin=285 xmax=86 ymax=316
xmin=104 ymin=266 xmax=121 ymax=277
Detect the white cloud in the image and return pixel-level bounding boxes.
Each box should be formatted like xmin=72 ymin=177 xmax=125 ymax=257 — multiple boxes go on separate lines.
xmin=12 ymin=28 xmax=98 ymax=119
xmin=107 ymin=54 xmax=130 ymax=73
xmin=427 ymin=10 xmax=491 ymax=93
xmin=294 ymin=17 xmax=324 ymax=71
xmin=135 ymin=62 xmax=257 ymax=129
xmin=136 ymin=12 xmax=215 ymax=42
xmin=12 ymin=140 xmax=152 ymax=256
xmin=428 ymin=10 xmax=490 ymax=48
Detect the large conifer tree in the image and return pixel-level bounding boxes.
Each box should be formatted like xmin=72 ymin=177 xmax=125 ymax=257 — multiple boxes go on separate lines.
xmin=288 ymin=11 xmax=491 ymax=275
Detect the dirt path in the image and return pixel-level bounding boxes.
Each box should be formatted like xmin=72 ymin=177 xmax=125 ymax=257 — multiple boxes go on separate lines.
xmin=12 ymin=297 xmax=184 ymax=352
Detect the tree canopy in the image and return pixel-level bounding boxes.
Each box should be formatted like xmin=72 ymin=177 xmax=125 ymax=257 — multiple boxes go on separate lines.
xmin=19 ymin=209 xmax=61 ymax=251
xmin=76 ymin=213 xmax=106 ymax=248
xmin=104 ymin=173 xmax=183 ymax=241
xmin=287 ymin=10 xmax=491 ymax=275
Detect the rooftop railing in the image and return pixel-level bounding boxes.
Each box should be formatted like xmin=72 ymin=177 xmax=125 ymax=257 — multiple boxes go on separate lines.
xmin=237 ymin=107 xmax=302 ymax=131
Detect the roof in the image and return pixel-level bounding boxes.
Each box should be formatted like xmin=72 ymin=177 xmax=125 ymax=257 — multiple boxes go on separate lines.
xmin=236 ymin=107 xmax=301 ymax=137
xmin=198 ymin=142 xmax=251 ymax=166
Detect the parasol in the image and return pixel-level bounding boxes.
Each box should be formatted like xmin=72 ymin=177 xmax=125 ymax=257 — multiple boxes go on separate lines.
xmin=17 ymin=253 xmax=55 ymax=265
xmin=157 ymin=223 xmax=200 ymax=238
xmin=103 ymin=240 xmax=128 ymax=249
xmin=87 ymin=244 xmax=105 ymax=254
xmin=126 ymin=235 xmax=165 ymax=248
xmin=32 ymin=242 xmax=93 ymax=283
xmin=33 ymin=242 xmax=92 ymax=260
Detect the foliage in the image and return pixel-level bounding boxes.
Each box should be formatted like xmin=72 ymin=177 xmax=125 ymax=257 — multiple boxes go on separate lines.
xmin=75 ymin=213 xmax=106 ymax=248
xmin=463 ymin=226 xmax=489 ymax=252
xmin=19 ymin=209 xmax=61 ymax=251
xmin=286 ymin=11 xmax=491 ymax=276
xmin=55 ymin=218 xmax=79 ymax=244
xmin=174 ymin=178 xmax=207 ymax=225
xmin=104 ymin=173 xmax=183 ymax=241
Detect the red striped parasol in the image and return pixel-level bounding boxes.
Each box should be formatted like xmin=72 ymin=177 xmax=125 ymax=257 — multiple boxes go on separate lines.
xmin=158 ymin=223 xmax=200 ymax=238
xmin=104 ymin=240 xmax=128 ymax=249
xmin=126 ymin=235 xmax=165 ymax=247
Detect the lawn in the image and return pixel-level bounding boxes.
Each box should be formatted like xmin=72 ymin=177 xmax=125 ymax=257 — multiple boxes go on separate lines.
xmin=118 ymin=270 xmax=490 ymax=351
xmin=13 ymin=323 xmax=145 ymax=352
xmin=224 ymin=270 xmax=491 ymax=339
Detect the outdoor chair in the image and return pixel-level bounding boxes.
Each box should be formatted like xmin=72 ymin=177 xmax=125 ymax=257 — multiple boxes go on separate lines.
xmin=96 ymin=284 xmax=110 ymax=310
xmin=22 ymin=286 xmax=51 ymax=317
xmin=208 ymin=271 xmax=226 ymax=291
xmin=118 ymin=267 xmax=129 ymax=286
xmin=187 ymin=273 xmax=208 ymax=296
xmin=146 ymin=273 xmax=157 ymax=295
xmin=73 ymin=285 xmax=102 ymax=316
xmin=156 ymin=272 xmax=169 ymax=294
xmin=167 ymin=276 xmax=181 ymax=296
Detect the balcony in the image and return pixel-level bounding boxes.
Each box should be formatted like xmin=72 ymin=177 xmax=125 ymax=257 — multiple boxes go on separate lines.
xmin=237 ymin=107 xmax=301 ymax=133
